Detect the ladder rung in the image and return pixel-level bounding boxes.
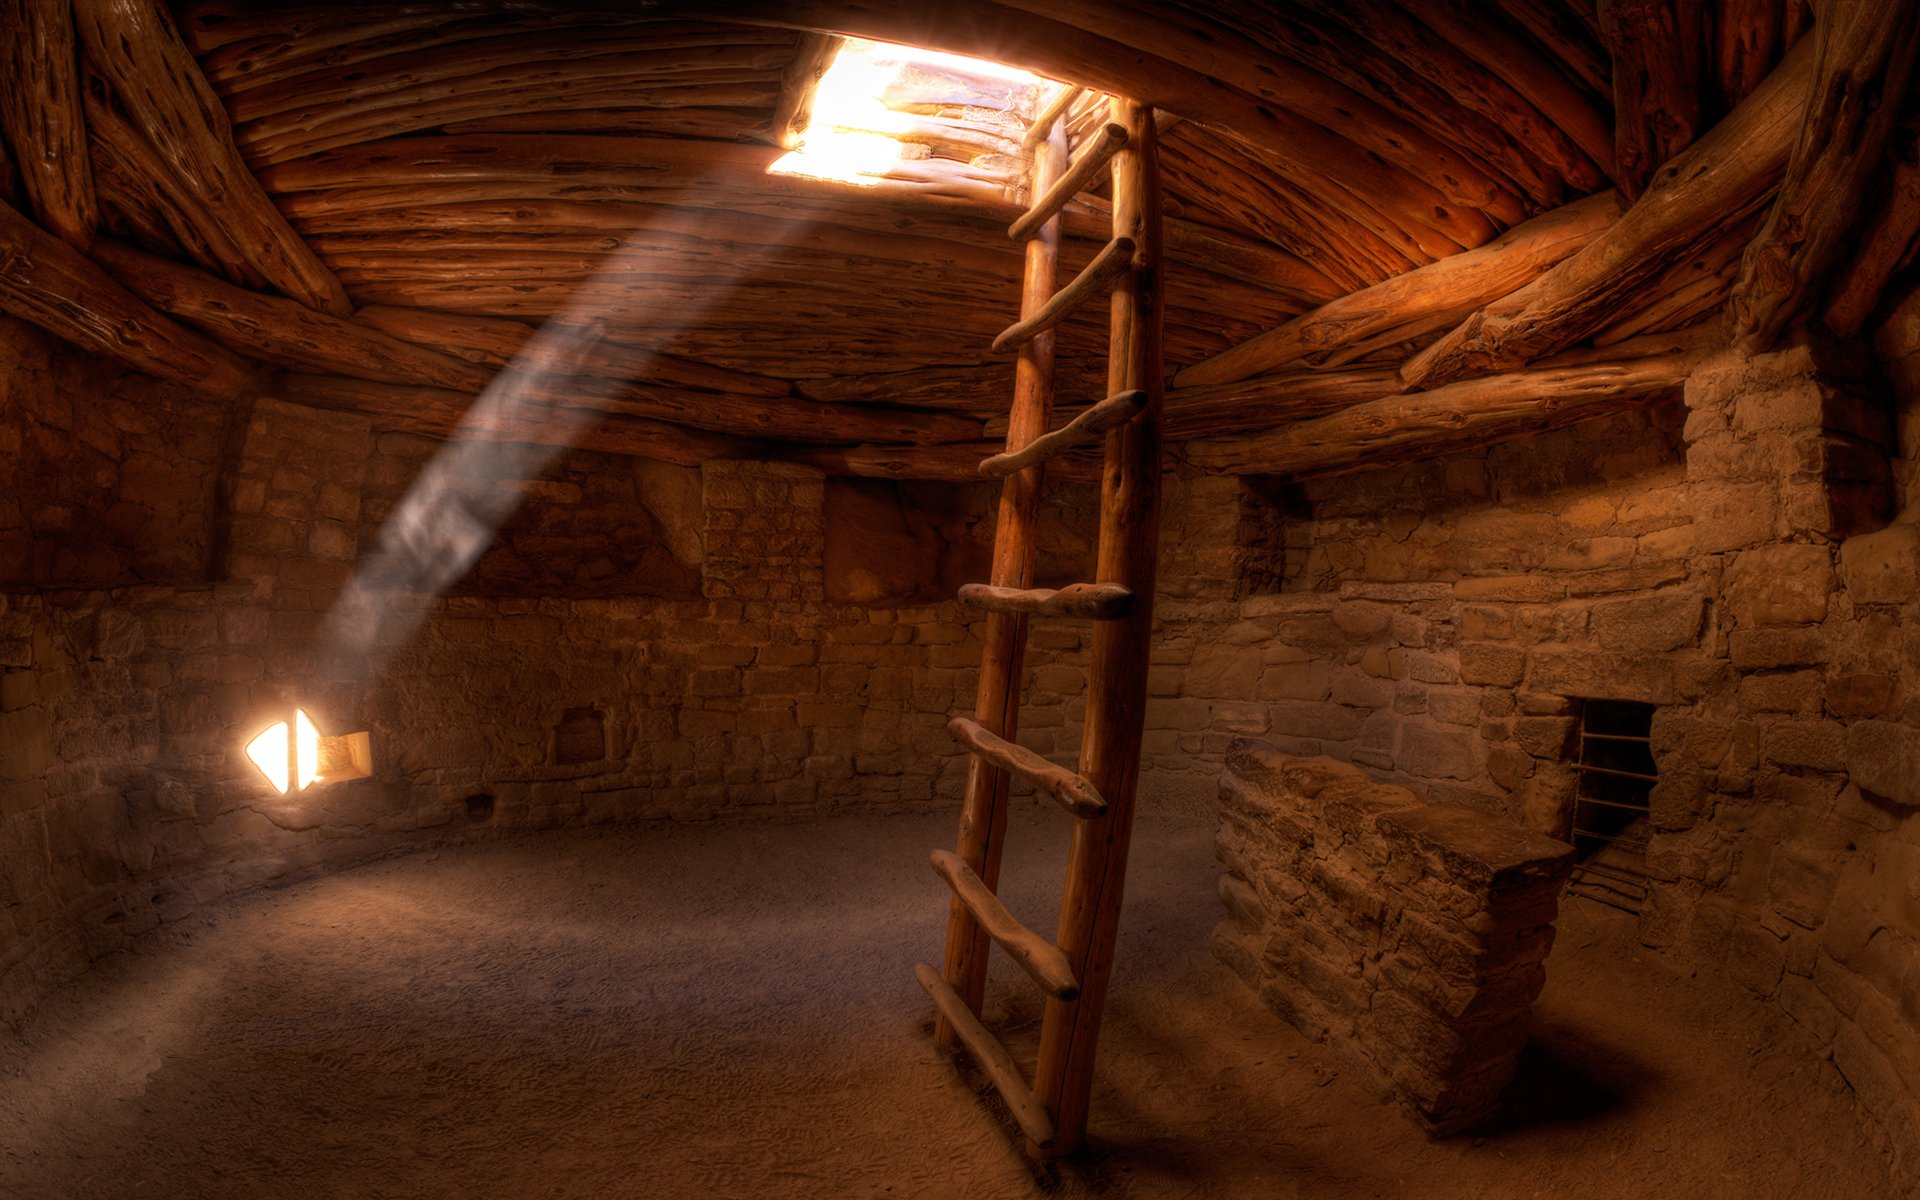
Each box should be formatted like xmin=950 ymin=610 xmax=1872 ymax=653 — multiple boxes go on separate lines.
xmin=1009 ymin=121 xmax=1129 ymax=242
xmin=958 ymin=581 xmax=1134 ymax=620
xmin=947 ymin=716 xmax=1107 ymax=818
xmin=914 ymin=962 xmax=1056 ymax=1148
xmin=929 ymin=849 xmax=1079 ymax=1000
xmin=991 ymin=236 xmax=1135 ymax=354
xmin=1020 ymin=84 xmax=1085 ymax=155
xmin=980 ymin=388 xmax=1148 ymax=478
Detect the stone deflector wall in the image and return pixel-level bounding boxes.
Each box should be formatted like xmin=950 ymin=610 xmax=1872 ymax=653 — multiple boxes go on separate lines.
xmin=1214 ymin=740 xmax=1573 ymax=1135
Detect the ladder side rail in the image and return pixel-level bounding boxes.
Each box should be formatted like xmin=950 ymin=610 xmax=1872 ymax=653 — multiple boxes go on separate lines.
xmin=934 ymin=111 xmax=1070 ymax=1045
xmin=1028 ymin=96 xmax=1165 ymax=1159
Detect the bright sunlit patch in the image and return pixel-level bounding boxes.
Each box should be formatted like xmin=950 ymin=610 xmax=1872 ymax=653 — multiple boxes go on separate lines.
xmin=248 ymin=708 xmax=370 ymax=793
xmin=245 ymin=720 xmax=291 ymax=795
xmin=768 ymin=38 xmax=1038 ymax=186
xmin=295 ymin=708 xmax=321 ymax=790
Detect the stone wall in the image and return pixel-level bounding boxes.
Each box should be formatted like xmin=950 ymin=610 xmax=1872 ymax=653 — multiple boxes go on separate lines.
xmin=1213 ymin=740 xmax=1572 ymax=1135
xmin=0 ymin=319 xmax=1274 ymax=1025
xmin=1165 ymin=343 xmax=1920 ymax=1184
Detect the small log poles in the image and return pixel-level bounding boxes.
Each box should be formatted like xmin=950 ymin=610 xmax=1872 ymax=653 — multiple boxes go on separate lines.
xmin=915 ymin=963 xmax=1056 ymax=1150
xmin=1030 ymin=96 xmax=1163 ymax=1160
xmin=1009 ymin=122 xmax=1128 ymax=242
xmin=1729 ymin=0 xmax=1920 ymax=353
xmin=980 ymin=389 xmax=1146 ymax=478
xmin=991 ymin=236 xmax=1134 ymax=353
xmin=0 ymin=0 xmax=96 ymax=250
xmin=929 ymin=850 xmax=1080 ymax=999
xmin=936 ymin=113 xmax=1067 ymax=1049
xmin=0 ymin=196 xmax=256 ymax=397
xmin=946 ymin=716 xmax=1108 ymax=817
xmin=958 ymin=582 xmax=1134 ymax=621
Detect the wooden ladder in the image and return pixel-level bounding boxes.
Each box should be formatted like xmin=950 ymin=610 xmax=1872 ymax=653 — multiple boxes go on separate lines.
xmin=915 ymin=90 xmax=1163 ymax=1160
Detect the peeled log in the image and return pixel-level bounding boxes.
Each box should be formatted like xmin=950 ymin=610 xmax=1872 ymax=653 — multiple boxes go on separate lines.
xmin=89 ymin=239 xmax=493 ymax=391
xmin=1176 ymin=192 xmax=1618 ymax=388
xmin=1401 ymin=34 xmax=1817 ymax=391
xmin=276 ymin=373 xmax=756 ymax=468
xmin=72 ymin=0 xmax=350 ymax=315
xmin=349 ymin=304 xmax=793 ymax=397
xmin=0 ymin=196 xmax=257 ymax=397
xmin=1824 ymin=123 xmax=1920 ymax=340
xmin=0 ymin=0 xmax=96 ymax=250
xmin=274 ymin=368 xmax=976 ymax=448
xmin=1601 ymin=0 xmax=1706 ymax=203
xmin=1730 ymin=0 xmax=1920 ymax=353
xmin=1188 ymin=330 xmax=1713 ymax=478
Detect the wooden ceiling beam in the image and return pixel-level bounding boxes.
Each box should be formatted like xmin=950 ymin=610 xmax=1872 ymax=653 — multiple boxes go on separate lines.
xmin=641 ymin=0 xmax=1500 ymax=254
xmin=72 ymin=0 xmax=351 ymax=315
xmin=277 ymin=373 xmax=761 ymax=469
xmin=0 ymin=195 xmax=257 ymax=397
xmin=1176 ymin=191 xmax=1619 ymax=388
xmin=86 ymin=238 xmax=494 ymax=391
xmin=988 ymin=0 xmax=1526 ymax=225
xmin=1824 ymin=120 xmax=1920 ymax=340
xmin=272 ymin=361 xmax=978 ymax=449
xmin=0 ymin=0 xmax=97 ymax=251
xmin=1399 ymin=33 xmax=1816 ymax=391
xmin=1729 ymin=0 xmax=1920 ymax=353
xmin=352 ymin=305 xmax=794 ymax=398
xmin=1600 ymin=0 xmax=1707 ymax=203
xmin=1183 ymin=329 xmax=1712 ymax=478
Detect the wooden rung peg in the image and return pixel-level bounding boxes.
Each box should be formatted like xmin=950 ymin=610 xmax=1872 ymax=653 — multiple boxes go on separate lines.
xmin=980 ymin=389 xmax=1148 ymax=478
xmin=946 ymin=716 xmax=1107 ymax=818
xmin=1009 ymin=121 xmax=1129 ymax=241
xmin=1020 ymin=84 xmax=1085 ymax=155
xmin=914 ymin=962 xmax=1056 ymax=1148
xmin=958 ymin=581 xmax=1134 ymax=621
xmin=929 ymin=849 xmax=1079 ymax=1000
xmin=991 ymin=236 xmax=1135 ymax=354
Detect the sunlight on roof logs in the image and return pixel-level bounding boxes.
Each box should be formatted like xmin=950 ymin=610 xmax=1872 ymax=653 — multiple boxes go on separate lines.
xmin=769 ymin=39 xmax=1039 ymax=187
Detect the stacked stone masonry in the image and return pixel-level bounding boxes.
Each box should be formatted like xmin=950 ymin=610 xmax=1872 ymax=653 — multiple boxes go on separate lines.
xmin=3 ymin=292 xmax=1920 ymax=1185
xmin=1213 ymin=740 xmax=1574 ymax=1135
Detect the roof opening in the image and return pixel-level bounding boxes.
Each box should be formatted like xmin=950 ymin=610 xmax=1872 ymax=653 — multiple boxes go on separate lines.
xmin=768 ymin=38 xmax=1060 ymax=188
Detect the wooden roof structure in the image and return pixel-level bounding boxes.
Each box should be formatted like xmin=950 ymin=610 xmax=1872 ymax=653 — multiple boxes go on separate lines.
xmin=2 ymin=1 xmax=1915 ymax=481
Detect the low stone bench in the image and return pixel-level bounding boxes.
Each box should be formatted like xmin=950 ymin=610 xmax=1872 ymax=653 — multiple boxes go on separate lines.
xmin=1213 ymin=738 xmax=1575 ymax=1135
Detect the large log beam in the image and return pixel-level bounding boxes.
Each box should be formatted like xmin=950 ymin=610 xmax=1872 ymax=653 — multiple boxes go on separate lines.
xmin=88 ymin=239 xmax=493 ymax=391
xmin=0 ymin=196 xmax=257 ymax=396
xmin=1176 ymin=192 xmax=1618 ymax=389
xmin=1186 ymin=330 xmax=1713 ymax=478
xmin=72 ymin=0 xmax=351 ymax=315
xmin=1824 ymin=117 xmax=1920 ymax=340
xmin=1729 ymin=0 xmax=1920 ymax=353
xmin=277 ymin=373 xmax=758 ymax=469
xmin=1600 ymin=0 xmax=1706 ymax=203
xmin=1400 ymin=34 xmax=1816 ymax=392
xmin=0 ymin=0 xmax=97 ymax=250
xmin=274 ymin=368 xmax=978 ymax=448
xmin=351 ymin=304 xmax=793 ymax=398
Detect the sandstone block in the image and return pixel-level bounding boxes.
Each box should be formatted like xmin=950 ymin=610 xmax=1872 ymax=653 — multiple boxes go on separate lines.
xmin=1724 ymin=543 xmax=1835 ymax=627
xmin=1846 ymin=720 xmax=1920 ymax=808
xmin=1457 ymin=644 xmax=1525 ymax=687
xmin=1587 ymin=591 xmax=1706 ymax=654
xmin=1837 ymin=522 xmax=1920 ymax=605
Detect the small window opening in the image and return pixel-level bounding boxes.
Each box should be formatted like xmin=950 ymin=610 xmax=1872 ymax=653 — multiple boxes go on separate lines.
xmin=768 ymin=38 xmax=1069 ymax=188
xmin=1566 ymin=699 xmax=1656 ymax=914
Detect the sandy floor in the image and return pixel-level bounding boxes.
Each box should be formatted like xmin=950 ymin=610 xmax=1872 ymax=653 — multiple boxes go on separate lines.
xmin=0 ymin=803 xmax=1894 ymax=1199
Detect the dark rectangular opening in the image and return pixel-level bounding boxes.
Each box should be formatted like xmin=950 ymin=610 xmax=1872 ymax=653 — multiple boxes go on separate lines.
xmin=1567 ymin=699 xmax=1656 ymax=914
